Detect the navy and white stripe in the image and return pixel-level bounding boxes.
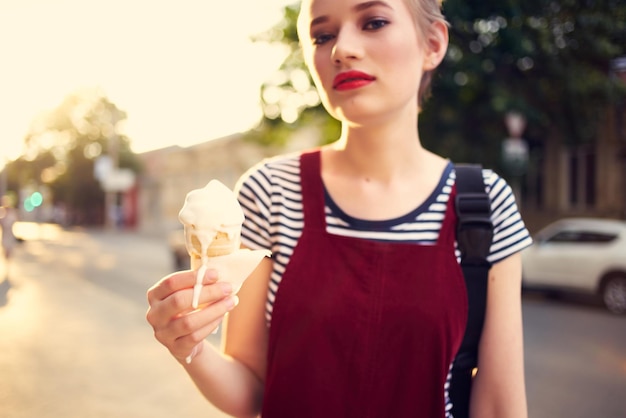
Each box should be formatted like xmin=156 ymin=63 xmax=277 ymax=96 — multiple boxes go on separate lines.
xmin=235 ymin=152 xmax=533 ymax=324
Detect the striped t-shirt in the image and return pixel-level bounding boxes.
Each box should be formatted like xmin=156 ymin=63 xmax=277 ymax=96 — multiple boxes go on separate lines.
xmin=236 ymin=152 xmax=532 ymax=324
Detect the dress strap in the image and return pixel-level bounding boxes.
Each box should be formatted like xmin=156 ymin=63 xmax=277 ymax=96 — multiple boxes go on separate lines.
xmin=437 ymin=184 xmax=458 ymax=247
xmin=299 ymin=150 xmax=326 ymax=230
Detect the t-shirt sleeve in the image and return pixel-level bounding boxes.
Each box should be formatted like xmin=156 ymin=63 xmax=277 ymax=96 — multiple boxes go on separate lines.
xmin=235 ymin=161 xmax=273 ymax=251
xmin=482 ymin=169 xmax=533 ymax=264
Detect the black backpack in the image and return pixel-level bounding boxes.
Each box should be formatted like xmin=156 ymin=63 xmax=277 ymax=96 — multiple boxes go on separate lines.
xmin=450 ymin=164 xmax=494 ymax=418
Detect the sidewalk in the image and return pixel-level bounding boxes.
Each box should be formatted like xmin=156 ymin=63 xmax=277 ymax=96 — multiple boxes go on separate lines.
xmin=0 ymin=222 xmax=230 ymax=418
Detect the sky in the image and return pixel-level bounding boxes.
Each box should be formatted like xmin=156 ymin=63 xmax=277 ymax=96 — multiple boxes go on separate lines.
xmin=0 ymin=0 xmax=295 ymax=163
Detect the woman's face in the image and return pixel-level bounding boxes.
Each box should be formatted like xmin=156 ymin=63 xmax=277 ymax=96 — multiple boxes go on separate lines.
xmin=298 ymin=0 xmax=443 ymax=125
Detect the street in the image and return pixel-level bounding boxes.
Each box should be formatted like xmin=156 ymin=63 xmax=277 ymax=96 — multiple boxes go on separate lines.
xmin=0 ymin=223 xmax=229 ymax=418
xmin=1 ymin=223 xmax=625 ymax=418
xmin=522 ymin=292 xmax=626 ymax=418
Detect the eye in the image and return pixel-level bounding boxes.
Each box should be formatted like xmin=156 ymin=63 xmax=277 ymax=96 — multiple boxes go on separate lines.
xmin=312 ymin=33 xmax=335 ymax=45
xmin=363 ymin=18 xmax=389 ymax=31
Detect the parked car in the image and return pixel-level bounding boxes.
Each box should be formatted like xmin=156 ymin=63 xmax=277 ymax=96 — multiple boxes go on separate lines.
xmin=522 ymin=218 xmax=626 ymax=314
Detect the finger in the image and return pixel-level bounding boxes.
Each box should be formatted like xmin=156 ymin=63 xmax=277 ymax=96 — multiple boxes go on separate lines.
xmin=147 ymin=268 xmax=218 ymax=304
xmin=154 ymin=296 xmax=237 ymax=360
xmin=157 ymin=294 xmax=239 ymax=345
xmin=174 ymin=318 xmax=223 ymax=362
xmin=146 ymin=271 xmax=220 ymax=329
xmin=164 ymin=281 xmax=234 ymax=321
xmin=147 ymin=271 xmax=193 ymax=305
xmin=194 ymin=280 xmax=233 ymax=311
xmin=171 ymin=295 xmax=240 ymax=361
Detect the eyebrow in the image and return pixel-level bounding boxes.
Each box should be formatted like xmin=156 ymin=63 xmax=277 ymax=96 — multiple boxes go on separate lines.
xmin=309 ymin=1 xmax=393 ymax=29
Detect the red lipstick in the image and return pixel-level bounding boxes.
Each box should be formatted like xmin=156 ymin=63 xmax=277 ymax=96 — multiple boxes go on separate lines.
xmin=333 ymin=70 xmax=376 ymax=91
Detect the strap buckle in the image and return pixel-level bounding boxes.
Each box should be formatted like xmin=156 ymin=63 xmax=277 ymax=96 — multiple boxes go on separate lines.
xmin=455 ymin=193 xmax=493 ymax=266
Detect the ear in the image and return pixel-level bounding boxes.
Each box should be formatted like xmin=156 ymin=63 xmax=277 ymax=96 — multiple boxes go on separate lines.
xmin=422 ymin=20 xmax=449 ymax=71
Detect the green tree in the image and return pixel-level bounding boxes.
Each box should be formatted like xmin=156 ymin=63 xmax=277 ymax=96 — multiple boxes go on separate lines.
xmin=6 ymin=88 xmax=142 ymax=225
xmin=422 ymin=0 xmax=626 ymax=170
xmin=249 ymin=0 xmax=626 ymax=172
xmin=245 ymin=3 xmax=340 ymax=148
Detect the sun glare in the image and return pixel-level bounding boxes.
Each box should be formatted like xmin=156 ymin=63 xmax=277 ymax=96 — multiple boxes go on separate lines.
xmin=0 ymin=0 xmax=293 ymax=162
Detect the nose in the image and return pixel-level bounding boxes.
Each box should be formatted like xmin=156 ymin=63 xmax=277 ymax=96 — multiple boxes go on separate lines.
xmin=331 ymin=27 xmax=362 ymax=65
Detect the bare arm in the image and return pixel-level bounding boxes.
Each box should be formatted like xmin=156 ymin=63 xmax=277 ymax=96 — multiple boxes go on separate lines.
xmin=186 ymin=256 xmax=272 ymax=417
xmin=146 ymin=257 xmax=272 ymax=418
xmin=469 ymin=252 xmax=528 ymax=418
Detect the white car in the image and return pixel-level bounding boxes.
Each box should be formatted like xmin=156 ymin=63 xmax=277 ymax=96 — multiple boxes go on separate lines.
xmin=522 ymin=218 xmax=626 ymax=314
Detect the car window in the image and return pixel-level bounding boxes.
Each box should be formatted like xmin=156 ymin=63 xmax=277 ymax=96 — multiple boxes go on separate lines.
xmin=580 ymin=232 xmax=618 ymax=243
xmin=545 ymin=230 xmax=617 ymax=244
xmin=546 ymin=231 xmax=582 ymax=243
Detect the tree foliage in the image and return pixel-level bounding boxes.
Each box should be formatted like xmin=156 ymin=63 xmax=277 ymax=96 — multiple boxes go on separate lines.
xmin=248 ymin=0 xmax=626 ymax=171
xmin=423 ymin=0 xmax=626 ymax=168
xmin=5 ymin=88 xmax=142 ymax=225
xmin=245 ymin=3 xmax=340 ymax=148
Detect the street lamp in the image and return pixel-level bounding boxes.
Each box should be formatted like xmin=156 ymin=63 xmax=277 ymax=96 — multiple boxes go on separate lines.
xmin=502 ymin=111 xmax=529 ymax=204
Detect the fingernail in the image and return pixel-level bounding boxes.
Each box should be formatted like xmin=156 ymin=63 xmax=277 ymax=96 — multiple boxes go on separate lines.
xmin=219 ymin=281 xmax=233 ymax=295
xmin=226 ymin=295 xmax=239 ymax=310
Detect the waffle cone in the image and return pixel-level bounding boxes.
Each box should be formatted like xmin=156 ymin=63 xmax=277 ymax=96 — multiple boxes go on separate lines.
xmin=189 ymin=231 xmax=238 ymax=269
xmin=207 ymin=232 xmax=238 ymax=256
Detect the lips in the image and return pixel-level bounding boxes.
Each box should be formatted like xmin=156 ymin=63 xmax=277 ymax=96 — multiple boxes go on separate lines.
xmin=333 ymin=70 xmax=376 ymax=91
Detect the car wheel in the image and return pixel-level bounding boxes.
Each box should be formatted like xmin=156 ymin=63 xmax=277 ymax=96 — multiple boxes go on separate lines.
xmin=602 ymin=275 xmax=626 ymax=315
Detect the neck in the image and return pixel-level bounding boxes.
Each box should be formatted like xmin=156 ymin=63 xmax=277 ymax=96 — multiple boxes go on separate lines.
xmin=327 ymin=114 xmax=431 ymax=183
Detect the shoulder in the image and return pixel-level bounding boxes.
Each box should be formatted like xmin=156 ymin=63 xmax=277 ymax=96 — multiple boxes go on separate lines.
xmin=235 ymin=151 xmax=303 ymax=195
xmin=479 ymin=168 xmax=513 ymax=203
xmin=234 ymin=153 xmax=302 ymax=213
xmin=450 ymin=164 xmax=506 ymax=191
xmin=452 ymin=164 xmax=532 ymax=262
xmin=236 ymin=151 xmax=307 ymax=250
xmin=450 ymin=165 xmax=515 ymax=211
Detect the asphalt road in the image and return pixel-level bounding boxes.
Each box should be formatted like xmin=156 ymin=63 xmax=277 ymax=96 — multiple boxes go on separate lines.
xmin=1 ymin=223 xmax=624 ymax=418
xmin=522 ymin=291 xmax=626 ymax=418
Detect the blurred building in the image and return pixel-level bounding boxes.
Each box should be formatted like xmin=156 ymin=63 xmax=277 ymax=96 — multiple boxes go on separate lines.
xmin=138 ymin=120 xmax=626 ymax=237
xmin=136 ymin=129 xmax=318 ymax=237
xmin=520 ymin=56 xmax=626 ymax=232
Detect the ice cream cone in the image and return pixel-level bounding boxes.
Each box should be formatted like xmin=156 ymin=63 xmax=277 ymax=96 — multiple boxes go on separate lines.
xmin=207 ymin=231 xmax=240 ymax=256
xmin=189 ymin=231 xmax=240 ymax=269
xmin=178 ymin=180 xmax=270 ymax=319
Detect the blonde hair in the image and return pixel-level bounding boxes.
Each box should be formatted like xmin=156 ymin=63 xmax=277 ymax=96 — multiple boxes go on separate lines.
xmin=402 ymin=0 xmax=448 ymax=108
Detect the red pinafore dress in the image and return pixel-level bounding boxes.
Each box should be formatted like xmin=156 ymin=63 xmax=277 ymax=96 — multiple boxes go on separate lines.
xmin=262 ymin=151 xmax=467 ymax=418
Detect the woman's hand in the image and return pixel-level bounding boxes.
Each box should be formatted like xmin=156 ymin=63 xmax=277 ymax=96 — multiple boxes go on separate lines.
xmin=146 ymin=268 xmax=239 ymax=363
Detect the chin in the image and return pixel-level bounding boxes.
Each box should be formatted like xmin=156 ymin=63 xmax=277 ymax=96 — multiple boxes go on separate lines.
xmin=326 ymin=98 xmax=375 ymax=120
xmin=334 ymin=106 xmax=388 ymax=126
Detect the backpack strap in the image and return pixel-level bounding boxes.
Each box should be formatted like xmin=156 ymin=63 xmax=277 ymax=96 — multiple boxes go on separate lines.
xmin=450 ymin=164 xmax=493 ymax=418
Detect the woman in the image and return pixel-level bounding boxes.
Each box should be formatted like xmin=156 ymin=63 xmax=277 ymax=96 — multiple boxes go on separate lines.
xmin=146 ymin=0 xmax=530 ymax=416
